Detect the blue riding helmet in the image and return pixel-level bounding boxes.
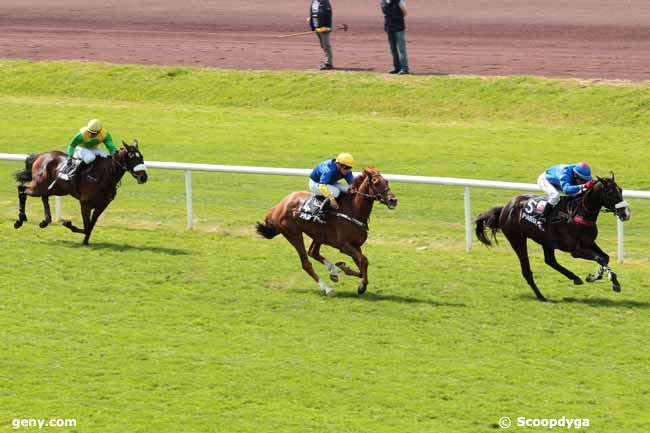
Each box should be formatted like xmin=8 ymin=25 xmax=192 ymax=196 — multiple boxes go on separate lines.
xmin=573 ymin=162 xmax=592 ymax=181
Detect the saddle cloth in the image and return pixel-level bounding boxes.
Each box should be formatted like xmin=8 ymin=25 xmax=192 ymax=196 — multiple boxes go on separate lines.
xmin=521 ymin=196 xmax=573 ymax=231
xmin=297 ymin=195 xmax=324 ymax=222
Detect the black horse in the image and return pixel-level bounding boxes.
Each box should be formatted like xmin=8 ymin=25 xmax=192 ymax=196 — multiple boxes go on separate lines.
xmin=475 ymin=172 xmax=630 ymax=301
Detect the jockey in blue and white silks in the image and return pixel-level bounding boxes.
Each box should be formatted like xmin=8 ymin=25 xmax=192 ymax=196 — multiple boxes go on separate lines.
xmin=308 ymin=153 xmax=355 ymax=223
xmin=537 ymin=162 xmax=594 ymax=213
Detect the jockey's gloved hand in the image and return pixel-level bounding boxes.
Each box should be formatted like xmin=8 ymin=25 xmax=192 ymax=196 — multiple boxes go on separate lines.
xmin=584 ymin=180 xmax=595 ymax=189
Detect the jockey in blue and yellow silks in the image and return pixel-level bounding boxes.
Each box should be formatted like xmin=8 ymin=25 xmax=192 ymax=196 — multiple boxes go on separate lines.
xmin=537 ymin=161 xmax=595 ymax=217
xmin=308 ymin=153 xmax=355 ymax=223
xmin=58 ymin=119 xmax=117 ymax=183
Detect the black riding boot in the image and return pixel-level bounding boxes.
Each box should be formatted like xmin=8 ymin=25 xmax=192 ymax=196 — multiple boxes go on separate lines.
xmin=314 ymin=198 xmax=332 ymax=224
xmin=70 ymin=160 xmax=86 ymax=185
xmin=541 ymin=203 xmax=553 ymax=223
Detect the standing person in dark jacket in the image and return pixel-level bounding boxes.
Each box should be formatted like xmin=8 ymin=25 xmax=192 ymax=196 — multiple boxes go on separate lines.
xmin=309 ymin=0 xmax=334 ymax=70
xmin=380 ymin=0 xmax=409 ymax=74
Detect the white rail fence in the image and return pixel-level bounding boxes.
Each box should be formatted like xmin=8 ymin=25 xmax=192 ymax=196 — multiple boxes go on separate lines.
xmin=3 ymin=153 xmax=650 ymax=263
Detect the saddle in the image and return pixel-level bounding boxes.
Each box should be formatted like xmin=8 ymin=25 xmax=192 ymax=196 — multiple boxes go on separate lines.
xmin=521 ymin=196 xmax=578 ymax=231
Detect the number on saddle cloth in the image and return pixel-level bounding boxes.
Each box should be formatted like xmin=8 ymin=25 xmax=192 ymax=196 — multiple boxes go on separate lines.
xmin=298 ymin=195 xmax=325 ymax=221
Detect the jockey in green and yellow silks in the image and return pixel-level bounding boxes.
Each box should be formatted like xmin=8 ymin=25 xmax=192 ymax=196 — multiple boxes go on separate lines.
xmin=67 ymin=118 xmax=117 ymax=159
xmin=59 ymin=119 xmax=117 ymax=183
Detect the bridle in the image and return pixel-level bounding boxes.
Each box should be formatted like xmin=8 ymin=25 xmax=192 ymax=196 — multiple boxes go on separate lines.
xmin=113 ymin=149 xmax=147 ymax=179
xmin=353 ymin=172 xmax=392 ymax=204
xmin=578 ymin=180 xmax=629 ymax=220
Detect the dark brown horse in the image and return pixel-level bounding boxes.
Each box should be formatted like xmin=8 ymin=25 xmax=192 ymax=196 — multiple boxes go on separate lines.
xmin=475 ymin=172 xmax=630 ymax=301
xmin=13 ymin=140 xmax=148 ymax=245
xmin=256 ymin=167 xmax=398 ymax=296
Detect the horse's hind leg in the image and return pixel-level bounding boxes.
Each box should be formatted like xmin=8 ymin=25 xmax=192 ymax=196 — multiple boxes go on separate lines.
xmin=284 ymin=232 xmax=335 ymax=296
xmin=542 ymin=246 xmax=582 ymax=285
xmin=39 ymin=195 xmax=52 ymax=228
xmin=308 ymin=241 xmax=339 ymax=282
xmin=14 ymin=185 xmax=29 ymax=229
xmin=506 ymin=234 xmax=547 ymax=301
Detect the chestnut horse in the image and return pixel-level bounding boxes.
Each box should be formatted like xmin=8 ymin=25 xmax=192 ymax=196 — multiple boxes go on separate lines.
xmin=256 ymin=167 xmax=397 ymax=296
xmin=13 ymin=140 xmax=148 ymax=245
xmin=475 ymin=173 xmax=630 ymax=301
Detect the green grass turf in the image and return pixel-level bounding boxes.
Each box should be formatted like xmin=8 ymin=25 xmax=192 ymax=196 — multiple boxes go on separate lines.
xmin=1 ymin=61 xmax=649 ymax=432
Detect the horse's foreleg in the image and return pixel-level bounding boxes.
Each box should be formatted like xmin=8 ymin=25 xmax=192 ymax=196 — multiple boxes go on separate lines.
xmin=340 ymin=244 xmax=369 ymax=295
xmin=62 ymin=204 xmax=90 ymax=236
xmin=83 ymin=202 xmax=109 ymax=245
xmin=39 ymin=195 xmax=52 ymax=228
xmin=506 ymin=234 xmax=547 ymax=301
xmin=542 ymin=246 xmax=582 ymax=285
xmin=583 ymin=243 xmax=620 ymax=292
xmin=14 ymin=185 xmax=29 ymax=229
xmin=308 ymin=241 xmax=339 ymax=282
xmin=284 ymin=232 xmax=335 ymax=297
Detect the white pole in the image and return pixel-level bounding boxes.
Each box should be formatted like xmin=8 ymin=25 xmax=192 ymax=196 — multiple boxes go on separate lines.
xmin=617 ymin=218 xmax=624 ymax=264
xmin=55 ymin=196 xmax=62 ymax=221
xmin=185 ymin=170 xmax=193 ymax=230
xmin=464 ymin=187 xmax=472 ymax=252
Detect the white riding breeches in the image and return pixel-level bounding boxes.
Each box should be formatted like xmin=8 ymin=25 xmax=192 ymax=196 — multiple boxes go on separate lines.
xmin=537 ymin=172 xmax=561 ymax=205
xmin=308 ymin=179 xmax=349 ymax=198
xmin=73 ymin=146 xmax=108 ymax=164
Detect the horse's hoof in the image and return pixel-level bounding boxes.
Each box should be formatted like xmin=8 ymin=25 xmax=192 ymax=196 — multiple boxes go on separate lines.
xmin=19 ymin=213 xmax=27 ymax=222
xmin=62 ymin=220 xmax=72 ymax=228
xmin=329 ymin=274 xmax=339 ymax=283
xmin=13 ymin=220 xmax=23 ymax=229
xmin=586 ymin=273 xmax=602 ymax=283
xmin=335 ymin=261 xmax=346 ymax=268
xmin=357 ymin=284 xmax=367 ymax=295
xmin=325 ymin=289 xmax=337 ymax=297
xmin=573 ymin=278 xmax=584 ymax=285
xmin=39 ymin=220 xmax=49 ymax=228
xmin=612 ymin=283 xmax=621 ymax=293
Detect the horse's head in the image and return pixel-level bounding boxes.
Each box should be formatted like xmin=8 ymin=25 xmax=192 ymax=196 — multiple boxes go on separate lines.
xmin=593 ymin=172 xmax=629 ymax=221
xmin=353 ymin=168 xmax=398 ymax=209
xmin=117 ymin=139 xmax=148 ymax=184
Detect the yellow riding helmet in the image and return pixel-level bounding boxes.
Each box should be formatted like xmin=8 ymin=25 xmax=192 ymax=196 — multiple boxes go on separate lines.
xmin=335 ymin=152 xmax=355 ymax=167
xmin=87 ymin=118 xmax=103 ymax=133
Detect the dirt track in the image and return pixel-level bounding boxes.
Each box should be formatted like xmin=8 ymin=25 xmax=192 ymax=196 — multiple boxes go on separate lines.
xmin=1 ymin=0 xmax=649 ymax=80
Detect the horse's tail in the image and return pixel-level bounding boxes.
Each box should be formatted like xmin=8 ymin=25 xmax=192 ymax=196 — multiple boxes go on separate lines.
xmin=255 ymin=219 xmax=279 ymax=239
xmin=14 ymin=154 xmax=37 ymax=183
xmin=475 ymin=206 xmax=503 ymax=247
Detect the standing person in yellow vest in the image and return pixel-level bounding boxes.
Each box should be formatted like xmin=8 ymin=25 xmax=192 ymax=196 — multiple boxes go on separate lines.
xmin=58 ymin=119 xmax=117 ymax=184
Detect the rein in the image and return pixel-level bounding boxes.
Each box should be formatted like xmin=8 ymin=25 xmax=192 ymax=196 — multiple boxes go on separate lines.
xmin=573 ymin=181 xmax=628 ymax=226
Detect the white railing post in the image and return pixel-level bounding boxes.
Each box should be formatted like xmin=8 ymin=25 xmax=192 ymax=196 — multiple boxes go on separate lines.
xmin=55 ymin=196 xmax=62 ymax=221
xmin=617 ymin=218 xmax=624 ymax=263
xmin=464 ymin=187 xmax=472 ymax=251
xmin=185 ymin=170 xmax=193 ymax=230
